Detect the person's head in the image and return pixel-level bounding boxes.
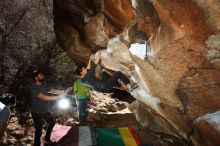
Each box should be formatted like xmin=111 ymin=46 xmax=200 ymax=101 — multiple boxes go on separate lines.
xmin=75 ymin=65 xmax=87 ymax=77
xmin=33 ymin=70 xmax=44 ymax=83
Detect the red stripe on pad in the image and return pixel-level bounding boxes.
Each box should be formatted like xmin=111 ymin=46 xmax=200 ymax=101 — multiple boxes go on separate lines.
xmin=128 ymin=127 xmax=142 ymax=145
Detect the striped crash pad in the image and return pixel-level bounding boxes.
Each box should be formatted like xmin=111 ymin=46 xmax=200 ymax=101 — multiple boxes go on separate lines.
xmin=43 ymin=125 xmax=142 ymax=146
xmin=96 ymin=127 xmax=142 ymax=146
xmin=55 ymin=126 xmax=98 ymax=146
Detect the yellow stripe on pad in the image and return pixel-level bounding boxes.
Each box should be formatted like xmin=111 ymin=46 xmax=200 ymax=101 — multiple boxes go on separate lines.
xmin=119 ymin=127 xmax=138 ymax=146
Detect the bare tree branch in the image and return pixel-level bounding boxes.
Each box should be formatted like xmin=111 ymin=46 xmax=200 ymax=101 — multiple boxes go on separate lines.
xmin=49 ymin=54 xmax=67 ymax=66
xmin=6 ymin=8 xmax=28 ymax=37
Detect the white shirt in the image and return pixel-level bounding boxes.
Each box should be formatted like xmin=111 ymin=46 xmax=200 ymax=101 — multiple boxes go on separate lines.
xmin=0 ymin=101 xmax=6 ymax=111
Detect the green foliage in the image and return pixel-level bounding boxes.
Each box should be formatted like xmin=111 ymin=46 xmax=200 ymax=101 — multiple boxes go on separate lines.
xmin=48 ymin=50 xmax=76 ymax=82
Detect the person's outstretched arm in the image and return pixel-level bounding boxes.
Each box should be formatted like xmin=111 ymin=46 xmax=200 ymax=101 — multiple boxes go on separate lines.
xmin=37 ymin=91 xmax=67 ymax=101
xmin=48 ymin=87 xmax=72 ymax=95
xmin=87 ymin=51 xmax=101 ymax=75
xmin=94 ymin=51 xmax=101 ymax=65
xmin=87 ymin=57 xmax=92 ymax=70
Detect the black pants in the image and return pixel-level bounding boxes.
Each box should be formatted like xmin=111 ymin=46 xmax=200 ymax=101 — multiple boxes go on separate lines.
xmin=76 ymin=98 xmax=88 ymax=124
xmin=101 ymin=71 xmax=130 ymax=92
xmin=31 ymin=112 xmax=55 ymax=146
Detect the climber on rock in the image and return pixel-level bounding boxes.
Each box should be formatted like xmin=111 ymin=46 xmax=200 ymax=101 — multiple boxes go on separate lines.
xmin=75 ymin=51 xmax=134 ymax=93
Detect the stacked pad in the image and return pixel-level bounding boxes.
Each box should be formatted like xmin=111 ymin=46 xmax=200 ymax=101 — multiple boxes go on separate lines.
xmin=50 ymin=124 xmax=71 ymax=142
xmin=96 ymin=127 xmax=142 ymax=146
xmin=43 ymin=125 xmax=142 ymax=146
xmin=55 ymin=126 xmax=98 ymax=146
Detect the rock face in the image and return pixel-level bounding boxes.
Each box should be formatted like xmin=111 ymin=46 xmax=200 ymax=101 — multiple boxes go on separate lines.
xmin=54 ymin=0 xmax=220 ymax=145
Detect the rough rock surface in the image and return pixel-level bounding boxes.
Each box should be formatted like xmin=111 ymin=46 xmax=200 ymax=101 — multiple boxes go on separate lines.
xmin=54 ymin=0 xmax=220 ymax=145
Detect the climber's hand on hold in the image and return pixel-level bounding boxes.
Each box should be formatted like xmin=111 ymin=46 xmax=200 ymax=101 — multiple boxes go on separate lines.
xmin=94 ymin=51 xmax=101 ymax=64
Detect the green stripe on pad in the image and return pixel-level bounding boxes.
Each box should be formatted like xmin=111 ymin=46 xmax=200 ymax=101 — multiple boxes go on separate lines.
xmin=96 ymin=128 xmax=125 ymax=146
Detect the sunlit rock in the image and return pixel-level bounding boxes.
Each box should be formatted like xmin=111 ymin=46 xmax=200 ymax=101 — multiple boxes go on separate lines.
xmin=129 ymin=101 xmax=191 ymax=139
xmin=129 ymin=43 xmax=147 ymax=60
xmin=194 ymin=111 xmax=220 ymax=146
xmin=206 ymin=33 xmax=220 ymax=67
xmin=103 ymin=0 xmax=136 ymax=29
xmin=98 ymin=36 xmax=134 ymax=75
xmin=54 ymin=0 xmax=220 ymax=145
xmin=84 ymin=13 xmax=110 ymax=47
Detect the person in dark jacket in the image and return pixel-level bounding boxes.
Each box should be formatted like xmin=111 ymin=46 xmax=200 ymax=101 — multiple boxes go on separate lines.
xmin=0 ymin=94 xmax=15 ymax=141
xmin=75 ymin=51 xmax=131 ymax=93
xmin=31 ymin=70 xmax=71 ymax=146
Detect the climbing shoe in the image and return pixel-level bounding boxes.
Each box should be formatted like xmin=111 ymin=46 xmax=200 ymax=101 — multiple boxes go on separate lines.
xmin=130 ymin=83 xmax=139 ymax=92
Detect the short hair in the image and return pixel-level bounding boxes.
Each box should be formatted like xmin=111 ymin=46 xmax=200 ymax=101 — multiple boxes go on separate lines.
xmin=32 ymin=69 xmax=42 ymax=77
xmin=75 ymin=65 xmax=86 ymax=76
